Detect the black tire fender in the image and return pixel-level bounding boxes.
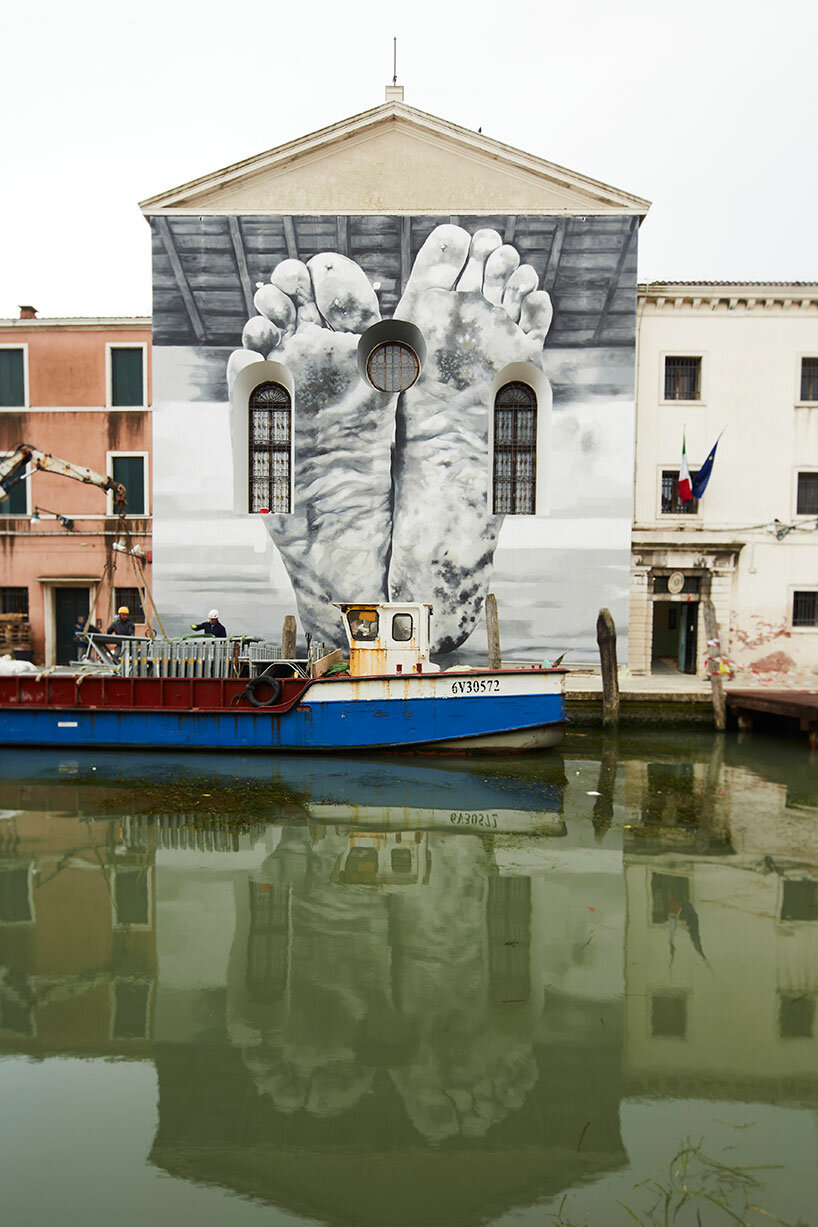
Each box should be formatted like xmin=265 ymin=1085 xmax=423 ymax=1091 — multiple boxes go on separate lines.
xmin=245 ymin=675 xmax=283 ymax=708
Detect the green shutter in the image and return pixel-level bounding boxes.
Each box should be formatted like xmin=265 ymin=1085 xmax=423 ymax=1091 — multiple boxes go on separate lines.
xmin=0 ymin=349 xmax=25 ymax=406
xmin=112 ymin=456 xmax=146 ymax=515
xmin=2 ymin=475 xmax=28 ymax=514
xmin=111 ymin=348 xmax=144 ymax=407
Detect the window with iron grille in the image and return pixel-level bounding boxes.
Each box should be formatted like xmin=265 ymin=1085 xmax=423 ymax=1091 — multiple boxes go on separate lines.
xmin=493 ymin=382 xmax=537 ymax=515
xmin=664 ymin=356 xmax=702 ymax=401
xmin=796 ymin=472 xmax=818 ymax=515
xmin=801 ymin=357 xmax=818 ymax=402
xmin=661 ymin=471 xmax=699 ymax=515
xmin=366 ymin=341 xmax=419 ymax=393
xmin=115 ymin=588 xmax=145 ymax=623
xmin=249 ymin=383 xmax=291 ymax=513
xmin=793 ymin=591 xmax=818 ymax=628
xmin=0 ymin=587 xmax=28 ymax=614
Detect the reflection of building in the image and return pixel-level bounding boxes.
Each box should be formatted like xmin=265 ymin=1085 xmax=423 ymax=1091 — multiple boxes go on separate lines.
xmin=0 ymin=309 xmax=152 ymax=664
xmin=0 ymin=811 xmax=156 ymax=1052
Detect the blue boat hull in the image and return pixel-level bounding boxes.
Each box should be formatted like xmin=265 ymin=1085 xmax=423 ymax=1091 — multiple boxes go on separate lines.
xmin=0 ymin=691 xmax=565 ymax=753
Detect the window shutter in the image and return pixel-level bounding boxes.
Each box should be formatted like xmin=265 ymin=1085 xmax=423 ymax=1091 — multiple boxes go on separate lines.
xmin=111 ymin=348 xmax=144 ymax=407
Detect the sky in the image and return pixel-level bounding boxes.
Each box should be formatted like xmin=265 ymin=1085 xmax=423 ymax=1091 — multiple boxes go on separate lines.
xmin=2 ymin=0 xmax=817 ymax=319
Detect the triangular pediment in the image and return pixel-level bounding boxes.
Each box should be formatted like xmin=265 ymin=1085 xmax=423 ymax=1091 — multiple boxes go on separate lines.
xmin=139 ymin=101 xmax=649 ymax=216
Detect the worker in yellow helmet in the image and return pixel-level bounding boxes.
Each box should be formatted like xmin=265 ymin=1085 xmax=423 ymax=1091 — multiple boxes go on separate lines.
xmin=107 ymin=605 xmax=135 ymax=638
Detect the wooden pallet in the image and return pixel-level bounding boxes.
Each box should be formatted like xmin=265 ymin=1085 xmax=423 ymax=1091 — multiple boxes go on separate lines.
xmin=0 ymin=613 xmax=31 ymax=649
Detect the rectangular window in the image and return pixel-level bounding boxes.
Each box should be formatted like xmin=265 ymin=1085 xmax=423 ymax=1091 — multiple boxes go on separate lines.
xmin=493 ymin=383 xmax=537 ymax=515
xmin=661 ymin=470 xmax=699 ymax=515
xmin=0 ymin=463 xmax=27 ymax=515
xmin=0 ymin=348 xmax=25 ymax=407
xmin=793 ymin=592 xmax=818 ymax=629
xmin=779 ymin=993 xmax=815 ymax=1039
xmin=0 ymin=588 xmax=28 ymax=614
xmin=114 ymin=587 xmax=145 ymax=623
xmin=651 ymin=993 xmax=687 ymax=1038
xmin=114 ymin=868 xmax=150 ymax=926
xmin=110 ymin=347 xmax=144 ymax=407
xmin=796 ymin=472 xmax=818 ymax=516
xmin=0 ymin=866 xmax=33 ymax=923
xmin=664 ymin=356 xmax=701 ymax=401
xmin=111 ymin=455 xmax=146 ymax=515
xmin=112 ymin=980 xmax=151 ymax=1039
xmin=249 ymin=383 xmax=292 ymax=513
xmin=781 ymin=878 xmax=818 ymax=920
xmin=801 ymin=357 xmax=818 ymax=402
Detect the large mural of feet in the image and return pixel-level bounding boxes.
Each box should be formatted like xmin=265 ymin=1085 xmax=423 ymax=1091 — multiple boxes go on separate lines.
xmin=227 ymin=225 xmax=553 ymax=653
xmin=392 ymin=225 xmax=553 ymax=652
xmin=227 ymin=254 xmax=397 ymax=645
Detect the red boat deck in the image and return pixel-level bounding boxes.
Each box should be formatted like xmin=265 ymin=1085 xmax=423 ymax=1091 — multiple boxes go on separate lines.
xmin=0 ymin=673 xmax=311 ymax=713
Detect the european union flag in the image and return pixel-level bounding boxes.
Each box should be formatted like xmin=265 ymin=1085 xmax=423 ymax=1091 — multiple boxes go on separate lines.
xmin=691 ymin=434 xmax=723 ymax=499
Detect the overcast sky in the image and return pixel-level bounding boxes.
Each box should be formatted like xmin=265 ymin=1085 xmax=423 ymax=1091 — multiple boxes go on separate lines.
xmin=2 ymin=0 xmax=816 ymax=319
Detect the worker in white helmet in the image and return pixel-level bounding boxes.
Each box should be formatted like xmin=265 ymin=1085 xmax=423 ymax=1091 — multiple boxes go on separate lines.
xmin=191 ymin=608 xmax=227 ymax=638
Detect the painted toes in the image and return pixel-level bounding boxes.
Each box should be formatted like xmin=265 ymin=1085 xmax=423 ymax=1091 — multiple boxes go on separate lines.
xmin=242 ymin=316 xmax=281 ymax=354
xmin=501 ymin=264 xmax=539 ymax=323
xmin=456 ymin=229 xmax=503 ymax=293
xmin=271 ymin=259 xmax=322 ymax=327
xmin=483 ymin=245 xmax=520 ymax=305
xmin=254 ymin=282 xmax=297 ymax=337
xmin=401 ymin=224 xmax=471 ymax=296
xmin=520 ymin=290 xmax=554 ymax=346
xmin=307 ymin=253 xmax=380 ymax=333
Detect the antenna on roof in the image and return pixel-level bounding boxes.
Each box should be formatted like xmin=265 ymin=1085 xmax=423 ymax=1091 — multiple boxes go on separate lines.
xmin=385 ymin=37 xmax=404 ymax=102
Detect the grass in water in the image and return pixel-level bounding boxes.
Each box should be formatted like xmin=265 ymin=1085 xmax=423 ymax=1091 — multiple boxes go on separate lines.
xmin=549 ymin=1136 xmax=805 ymax=1227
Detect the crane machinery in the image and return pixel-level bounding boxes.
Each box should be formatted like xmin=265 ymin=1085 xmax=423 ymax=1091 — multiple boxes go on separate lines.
xmin=0 ymin=442 xmax=163 ymax=636
xmin=0 ymin=443 xmax=126 ymax=513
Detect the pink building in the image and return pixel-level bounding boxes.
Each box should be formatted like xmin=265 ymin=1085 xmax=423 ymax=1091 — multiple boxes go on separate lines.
xmin=0 ymin=311 xmax=152 ymax=664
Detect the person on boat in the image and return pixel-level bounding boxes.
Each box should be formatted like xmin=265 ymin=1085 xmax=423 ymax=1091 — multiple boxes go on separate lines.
xmin=191 ymin=609 xmax=227 ymax=638
xmin=107 ymin=606 xmax=135 ymax=639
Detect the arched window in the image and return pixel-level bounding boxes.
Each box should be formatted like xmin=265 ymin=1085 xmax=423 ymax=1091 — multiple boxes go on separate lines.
xmin=249 ymin=382 xmax=291 ymax=513
xmin=493 ymin=381 xmax=537 ymax=514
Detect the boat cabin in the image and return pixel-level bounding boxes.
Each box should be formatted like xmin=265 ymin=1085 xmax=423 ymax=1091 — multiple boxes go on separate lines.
xmin=336 ymin=602 xmax=438 ymax=677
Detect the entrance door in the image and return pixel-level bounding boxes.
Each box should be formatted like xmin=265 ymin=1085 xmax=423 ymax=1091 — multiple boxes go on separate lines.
xmin=678 ymin=602 xmax=699 ymax=674
xmin=55 ymin=588 xmax=89 ymax=665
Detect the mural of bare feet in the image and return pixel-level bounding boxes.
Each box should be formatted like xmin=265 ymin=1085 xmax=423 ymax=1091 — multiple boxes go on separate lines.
xmin=392 ymin=225 xmax=553 ymax=652
xmin=227 ymin=254 xmax=397 ymax=646
xmin=228 ymin=227 xmax=553 ymax=652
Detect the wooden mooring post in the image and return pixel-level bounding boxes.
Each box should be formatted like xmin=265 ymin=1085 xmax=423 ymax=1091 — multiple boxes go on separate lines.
xmin=282 ymin=615 xmax=297 ymax=660
xmin=701 ymin=599 xmax=727 ymax=732
xmin=486 ymin=593 xmax=501 ymax=669
xmin=596 ymin=608 xmax=619 ymax=728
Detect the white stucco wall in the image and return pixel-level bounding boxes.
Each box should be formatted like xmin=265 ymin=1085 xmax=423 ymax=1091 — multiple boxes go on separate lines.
xmin=631 ymin=285 xmax=818 ymax=674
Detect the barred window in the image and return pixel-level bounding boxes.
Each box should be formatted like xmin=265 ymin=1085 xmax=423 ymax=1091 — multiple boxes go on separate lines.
xmin=661 ymin=470 xmax=699 ymax=515
xmin=0 ymin=587 xmax=28 ymax=614
xmin=249 ymin=382 xmax=291 ymax=514
xmin=801 ymin=358 xmax=818 ymax=402
xmin=367 ymin=341 xmax=419 ymax=393
xmin=793 ymin=591 xmax=818 ymax=628
xmin=664 ymin=356 xmax=702 ymax=401
xmin=796 ymin=472 xmax=818 ymax=516
xmin=493 ymin=382 xmax=537 ymax=515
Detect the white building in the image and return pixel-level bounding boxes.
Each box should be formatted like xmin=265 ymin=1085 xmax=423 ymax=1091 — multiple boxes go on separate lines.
xmin=629 ymin=282 xmax=818 ymax=675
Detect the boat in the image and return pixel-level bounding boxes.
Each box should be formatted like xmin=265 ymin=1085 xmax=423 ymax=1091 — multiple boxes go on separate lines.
xmin=0 ymin=602 xmax=565 ymax=754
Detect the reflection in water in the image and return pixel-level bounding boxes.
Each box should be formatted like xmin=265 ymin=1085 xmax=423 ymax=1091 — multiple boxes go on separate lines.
xmin=1 ymin=738 xmax=818 ymax=1225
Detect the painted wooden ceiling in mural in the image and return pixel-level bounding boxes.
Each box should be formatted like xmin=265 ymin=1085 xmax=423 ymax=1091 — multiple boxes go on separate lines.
xmin=151 ymin=214 xmax=637 ymax=349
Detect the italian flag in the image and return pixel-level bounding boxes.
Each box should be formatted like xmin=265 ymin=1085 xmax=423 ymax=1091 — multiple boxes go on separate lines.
xmin=678 ymin=432 xmax=693 ymax=502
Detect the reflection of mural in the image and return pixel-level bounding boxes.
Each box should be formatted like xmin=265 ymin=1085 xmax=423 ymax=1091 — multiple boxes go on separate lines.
xmin=151 ymin=214 xmax=637 ymax=661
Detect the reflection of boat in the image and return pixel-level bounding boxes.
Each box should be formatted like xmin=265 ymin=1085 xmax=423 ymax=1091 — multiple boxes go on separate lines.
xmin=0 ymin=602 xmax=565 ymax=754
xmin=0 ymin=749 xmax=567 ymax=834
xmin=330 ymin=831 xmax=432 ymax=887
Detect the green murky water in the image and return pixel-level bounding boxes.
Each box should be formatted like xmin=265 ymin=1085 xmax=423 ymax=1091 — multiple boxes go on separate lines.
xmin=1 ymin=732 xmax=816 ymax=1227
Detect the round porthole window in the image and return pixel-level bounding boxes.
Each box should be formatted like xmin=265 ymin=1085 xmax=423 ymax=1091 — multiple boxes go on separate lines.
xmin=366 ymin=341 xmax=420 ymax=393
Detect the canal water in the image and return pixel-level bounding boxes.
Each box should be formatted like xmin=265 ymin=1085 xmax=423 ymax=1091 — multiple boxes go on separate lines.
xmin=1 ymin=732 xmax=816 ymax=1227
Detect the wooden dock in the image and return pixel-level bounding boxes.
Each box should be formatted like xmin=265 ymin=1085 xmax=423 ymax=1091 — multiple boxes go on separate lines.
xmin=726 ymin=689 xmax=818 ymax=749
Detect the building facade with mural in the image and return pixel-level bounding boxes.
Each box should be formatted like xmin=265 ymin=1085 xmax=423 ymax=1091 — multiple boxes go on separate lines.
xmin=0 ymin=311 xmax=152 ymax=664
xmin=140 ymin=91 xmax=648 ymax=664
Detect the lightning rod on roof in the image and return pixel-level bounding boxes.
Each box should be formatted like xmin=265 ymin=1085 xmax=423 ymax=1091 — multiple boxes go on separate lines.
xmin=393 ymin=37 xmax=397 ymax=84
